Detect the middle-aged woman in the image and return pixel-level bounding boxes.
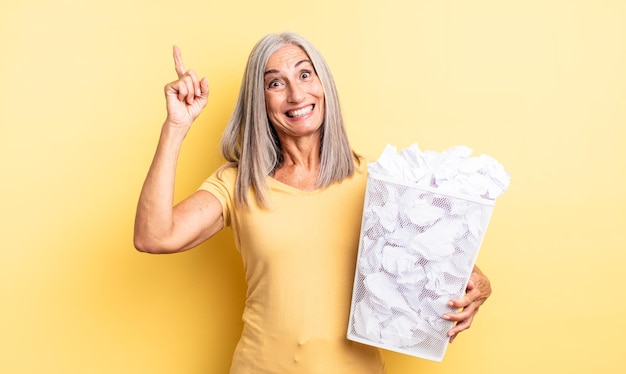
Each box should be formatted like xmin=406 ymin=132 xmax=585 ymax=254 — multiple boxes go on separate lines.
xmin=134 ymin=32 xmax=492 ymax=374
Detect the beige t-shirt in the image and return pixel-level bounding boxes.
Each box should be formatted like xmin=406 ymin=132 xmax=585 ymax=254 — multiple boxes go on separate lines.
xmin=200 ymin=162 xmax=385 ymax=374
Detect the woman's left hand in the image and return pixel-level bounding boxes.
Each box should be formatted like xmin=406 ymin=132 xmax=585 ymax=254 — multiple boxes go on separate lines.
xmin=443 ymin=266 xmax=492 ymax=343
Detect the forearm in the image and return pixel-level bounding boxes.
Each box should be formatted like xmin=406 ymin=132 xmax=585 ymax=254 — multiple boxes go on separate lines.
xmin=133 ymin=123 xmax=187 ymax=252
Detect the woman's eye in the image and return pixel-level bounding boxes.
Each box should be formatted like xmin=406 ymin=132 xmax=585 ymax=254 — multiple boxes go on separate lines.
xmin=300 ymin=72 xmax=311 ymax=79
xmin=268 ymin=80 xmax=281 ymax=88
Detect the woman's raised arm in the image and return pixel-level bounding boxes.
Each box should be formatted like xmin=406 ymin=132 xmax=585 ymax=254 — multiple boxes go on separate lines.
xmin=133 ymin=46 xmax=223 ymax=254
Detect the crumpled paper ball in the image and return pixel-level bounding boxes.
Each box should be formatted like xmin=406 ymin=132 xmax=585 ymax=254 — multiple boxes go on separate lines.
xmin=368 ymin=144 xmax=510 ymax=200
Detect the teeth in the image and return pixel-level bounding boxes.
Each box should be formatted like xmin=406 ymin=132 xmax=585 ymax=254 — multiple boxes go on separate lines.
xmin=288 ymin=105 xmax=313 ymax=118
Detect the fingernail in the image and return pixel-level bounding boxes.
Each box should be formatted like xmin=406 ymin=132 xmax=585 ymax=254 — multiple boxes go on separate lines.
xmin=196 ymin=89 xmax=201 ymax=96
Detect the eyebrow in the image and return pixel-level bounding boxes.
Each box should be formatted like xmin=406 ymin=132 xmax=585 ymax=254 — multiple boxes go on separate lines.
xmin=264 ymin=59 xmax=313 ymax=76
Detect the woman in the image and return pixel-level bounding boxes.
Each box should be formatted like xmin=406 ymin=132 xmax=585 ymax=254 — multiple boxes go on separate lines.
xmin=134 ymin=32 xmax=491 ymax=373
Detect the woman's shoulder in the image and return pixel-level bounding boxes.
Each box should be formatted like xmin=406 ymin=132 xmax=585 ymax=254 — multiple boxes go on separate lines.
xmin=215 ymin=164 xmax=238 ymax=181
xmin=199 ymin=164 xmax=238 ymax=193
xmin=353 ymin=152 xmax=374 ymax=174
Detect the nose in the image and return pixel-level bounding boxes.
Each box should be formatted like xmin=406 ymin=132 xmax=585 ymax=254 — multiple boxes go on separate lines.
xmin=286 ymin=82 xmax=305 ymax=103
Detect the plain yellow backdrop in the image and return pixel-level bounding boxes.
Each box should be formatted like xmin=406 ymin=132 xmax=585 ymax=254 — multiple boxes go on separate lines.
xmin=2 ymin=0 xmax=625 ymax=373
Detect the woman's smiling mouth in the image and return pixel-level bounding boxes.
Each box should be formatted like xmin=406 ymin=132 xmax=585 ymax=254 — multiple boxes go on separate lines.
xmin=286 ymin=104 xmax=314 ymax=118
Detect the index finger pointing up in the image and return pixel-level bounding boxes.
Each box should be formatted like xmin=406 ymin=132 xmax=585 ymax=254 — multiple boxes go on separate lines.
xmin=173 ymin=45 xmax=187 ymax=78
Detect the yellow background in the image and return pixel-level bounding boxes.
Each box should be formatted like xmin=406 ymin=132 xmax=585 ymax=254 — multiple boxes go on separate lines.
xmin=2 ymin=0 xmax=625 ymax=373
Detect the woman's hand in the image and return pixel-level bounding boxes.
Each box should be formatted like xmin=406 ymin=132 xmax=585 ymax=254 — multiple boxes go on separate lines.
xmin=164 ymin=46 xmax=209 ymax=131
xmin=443 ymin=266 xmax=492 ymax=343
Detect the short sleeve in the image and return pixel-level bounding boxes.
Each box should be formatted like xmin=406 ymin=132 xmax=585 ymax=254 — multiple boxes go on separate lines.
xmin=198 ymin=167 xmax=237 ymax=228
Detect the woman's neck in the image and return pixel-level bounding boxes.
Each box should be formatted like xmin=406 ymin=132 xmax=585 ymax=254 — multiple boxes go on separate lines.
xmin=272 ymin=135 xmax=321 ymax=191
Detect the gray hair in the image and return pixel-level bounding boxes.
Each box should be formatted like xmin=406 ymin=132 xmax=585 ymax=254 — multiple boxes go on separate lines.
xmin=219 ymin=32 xmax=359 ymax=208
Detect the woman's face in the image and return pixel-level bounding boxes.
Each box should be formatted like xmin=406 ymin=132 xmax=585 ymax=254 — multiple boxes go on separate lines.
xmin=263 ymin=44 xmax=325 ymax=140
